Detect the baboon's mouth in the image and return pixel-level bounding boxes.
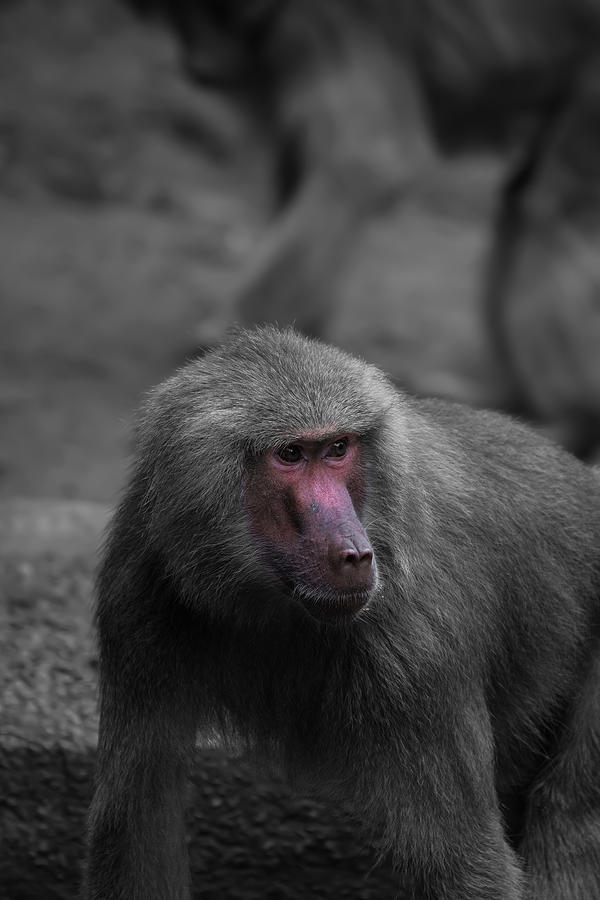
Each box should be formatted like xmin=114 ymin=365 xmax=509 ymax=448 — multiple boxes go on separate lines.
xmin=294 ymin=585 xmax=372 ymax=623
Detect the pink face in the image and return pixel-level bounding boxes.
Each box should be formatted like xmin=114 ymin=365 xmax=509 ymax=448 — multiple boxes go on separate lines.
xmin=245 ymin=432 xmax=376 ymax=621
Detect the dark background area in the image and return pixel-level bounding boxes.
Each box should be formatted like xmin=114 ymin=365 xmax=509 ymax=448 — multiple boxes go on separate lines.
xmin=0 ymin=0 xmax=504 ymax=504
xmin=0 ymin=1 xmax=563 ymax=898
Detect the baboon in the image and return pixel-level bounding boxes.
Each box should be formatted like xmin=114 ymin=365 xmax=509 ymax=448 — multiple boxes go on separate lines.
xmin=86 ymin=327 xmax=600 ymax=900
xmin=126 ymin=0 xmax=600 ymax=456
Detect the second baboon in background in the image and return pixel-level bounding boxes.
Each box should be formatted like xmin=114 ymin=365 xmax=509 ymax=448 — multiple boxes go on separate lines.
xmin=126 ymin=0 xmax=600 ymax=458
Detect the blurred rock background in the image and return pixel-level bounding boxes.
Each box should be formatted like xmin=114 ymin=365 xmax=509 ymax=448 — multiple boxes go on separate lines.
xmin=0 ymin=0 xmax=507 ymax=504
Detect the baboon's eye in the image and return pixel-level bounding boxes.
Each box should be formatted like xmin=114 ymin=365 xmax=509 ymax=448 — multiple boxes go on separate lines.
xmin=278 ymin=444 xmax=303 ymax=464
xmin=327 ymin=438 xmax=348 ymax=458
